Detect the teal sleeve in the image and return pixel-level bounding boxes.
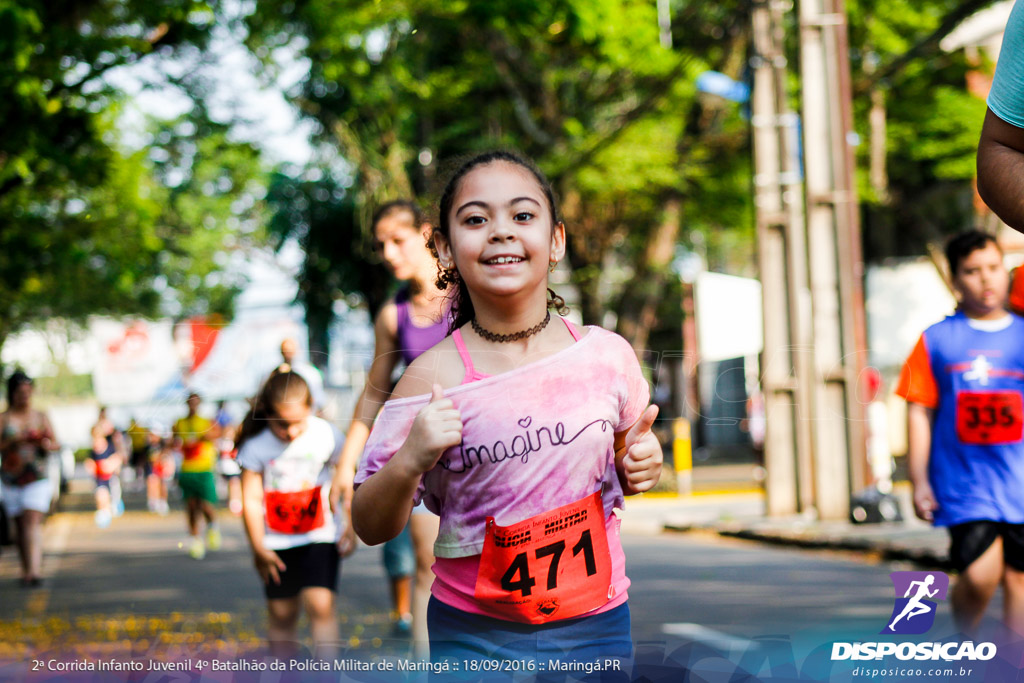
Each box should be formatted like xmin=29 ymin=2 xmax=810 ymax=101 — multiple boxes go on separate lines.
xmin=989 ymin=1 xmax=1024 ymax=129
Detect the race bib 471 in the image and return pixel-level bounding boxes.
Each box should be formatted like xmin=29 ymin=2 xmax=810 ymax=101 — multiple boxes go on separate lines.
xmin=474 ymin=491 xmax=612 ymax=624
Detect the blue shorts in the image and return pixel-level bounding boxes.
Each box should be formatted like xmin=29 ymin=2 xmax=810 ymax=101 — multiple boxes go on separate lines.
xmin=383 ymin=521 xmax=414 ymax=578
xmin=428 ymin=596 xmax=632 ymax=672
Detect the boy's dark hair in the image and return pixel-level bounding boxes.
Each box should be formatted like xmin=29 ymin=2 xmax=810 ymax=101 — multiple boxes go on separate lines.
xmin=430 ymin=150 xmax=567 ymax=333
xmin=945 ymin=230 xmax=1001 ymax=276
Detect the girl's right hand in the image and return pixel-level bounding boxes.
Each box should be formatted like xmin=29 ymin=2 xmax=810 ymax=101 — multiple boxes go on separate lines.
xmin=400 ymin=384 xmax=462 ymax=474
xmin=253 ymin=547 xmax=287 ymax=585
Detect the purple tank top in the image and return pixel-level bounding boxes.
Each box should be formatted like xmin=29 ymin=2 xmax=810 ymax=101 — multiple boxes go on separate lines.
xmin=395 ymin=287 xmax=451 ymax=366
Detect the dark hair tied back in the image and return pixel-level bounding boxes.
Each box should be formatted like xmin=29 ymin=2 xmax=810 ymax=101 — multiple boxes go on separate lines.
xmin=372 ymin=200 xmax=424 ymax=233
xmin=234 ymin=368 xmax=311 ymax=451
xmin=6 ymin=370 xmax=32 ymax=406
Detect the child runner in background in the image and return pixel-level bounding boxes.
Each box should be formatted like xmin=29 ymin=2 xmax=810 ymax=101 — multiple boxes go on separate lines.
xmin=88 ymin=406 xmax=124 ymax=528
xmin=173 ymin=393 xmax=221 ymax=560
xmin=146 ymin=430 xmax=173 ymax=515
xmin=238 ymin=368 xmax=356 ymax=659
xmin=126 ymin=416 xmax=150 ymax=488
xmin=897 ymin=230 xmax=1024 ymax=635
xmin=0 ymin=371 xmax=59 ymax=587
xmin=352 ymin=151 xmax=662 ymax=665
xmin=214 ymin=401 xmax=243 ymax=515
xmin=331 ymin=199 xmax=449 ymax=652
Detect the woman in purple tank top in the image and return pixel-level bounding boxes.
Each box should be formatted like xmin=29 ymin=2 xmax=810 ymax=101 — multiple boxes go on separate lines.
xmin=331 ymin=200 xmax=449 ymax=655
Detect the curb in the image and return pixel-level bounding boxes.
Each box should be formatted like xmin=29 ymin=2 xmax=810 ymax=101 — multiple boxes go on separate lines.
xmin=660 ymin=516 xmax=951 ymax=571
xmin=714 ymin=526 xmax=952 ymax=570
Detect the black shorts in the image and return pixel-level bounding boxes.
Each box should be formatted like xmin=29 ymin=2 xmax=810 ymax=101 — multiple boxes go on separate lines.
xmin=264 ymin=542 xmax=340 ymax=600
xmin=948 ymin=521 xmax=1024 ymax=572
xmin=131 ymin=447 xmax=147 ymax=468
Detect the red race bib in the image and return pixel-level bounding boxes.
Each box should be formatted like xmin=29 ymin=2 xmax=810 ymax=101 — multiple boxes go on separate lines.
xmin=474 ymin=492 xmax=612 ymax=624
xmin=265 ymin=486 xmax=325 ymax=534
xmin=94 ymin=456 xmax=119 ymax=478
xmin=182 ymin=442 xmax=200 ymax=461
xmin=956 ymin=391 xmax=1024 ymax=445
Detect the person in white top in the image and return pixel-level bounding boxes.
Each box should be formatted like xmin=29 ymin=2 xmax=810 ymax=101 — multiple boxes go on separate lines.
xmin=237 ymin=366 xmax=355 ymax=659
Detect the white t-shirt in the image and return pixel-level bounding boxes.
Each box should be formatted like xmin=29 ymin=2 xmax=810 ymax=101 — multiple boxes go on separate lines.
xmin=237 ymin=416 xmax=344 ymax=549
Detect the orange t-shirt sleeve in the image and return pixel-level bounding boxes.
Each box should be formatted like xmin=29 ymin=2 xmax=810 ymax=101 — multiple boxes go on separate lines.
xmin=1010 ymin=268 xmax=1024 ymax=315
xmin=895 ymin=334 xmax=939 ymax=408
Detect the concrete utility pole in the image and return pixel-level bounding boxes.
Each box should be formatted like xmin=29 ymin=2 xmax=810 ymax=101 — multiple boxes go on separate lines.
xmin=798 ymin=0 xmax=868 ymax=518
xmin=750 ymin=0 xmax=868 ymax=518
xmin=750 ymin=0 xmax=816 ymax=516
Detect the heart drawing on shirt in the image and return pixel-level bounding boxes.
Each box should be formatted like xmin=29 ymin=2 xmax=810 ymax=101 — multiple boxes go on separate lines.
xmin=517 ymin=417 xmax=532 ymax=429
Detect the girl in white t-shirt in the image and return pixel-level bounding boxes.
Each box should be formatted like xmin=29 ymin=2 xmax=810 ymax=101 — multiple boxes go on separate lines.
xmin=237 ymin=367 xmax=355 ymax=659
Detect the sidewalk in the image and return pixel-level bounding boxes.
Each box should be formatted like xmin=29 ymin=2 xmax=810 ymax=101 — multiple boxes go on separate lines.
xmin=618 ymin=484 xmax=951 ymax=569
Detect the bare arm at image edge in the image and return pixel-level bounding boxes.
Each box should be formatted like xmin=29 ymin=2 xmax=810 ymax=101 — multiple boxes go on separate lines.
xmin=978 ymin=108 xmax=1024 ymax=231
xmin=330 ymin=303 xmax=401 ymax=511
xmin=978 ymin=1 xmax=1024 ymax=231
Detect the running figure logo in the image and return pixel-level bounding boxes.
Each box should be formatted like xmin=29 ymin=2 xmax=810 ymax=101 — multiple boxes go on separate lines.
xmin=883 ymin=571 xmax=949 ymax=635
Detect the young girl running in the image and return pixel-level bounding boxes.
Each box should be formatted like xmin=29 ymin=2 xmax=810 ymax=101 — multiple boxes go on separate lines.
xmin=352 ymin=151 xmax=662 ymax=664
xmin=331 ymin=199 xmax=449 ymax=651
xmin=88 ymin=406 xmax=124 ymax=528
xmin=147 ymin=430 xmax=173 ymax=515
xmin=238 ymin=367 xmax=355 ymax=659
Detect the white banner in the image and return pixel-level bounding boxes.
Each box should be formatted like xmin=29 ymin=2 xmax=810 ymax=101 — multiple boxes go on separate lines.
xmin=694 ymin=272 xmax=764 ymax=362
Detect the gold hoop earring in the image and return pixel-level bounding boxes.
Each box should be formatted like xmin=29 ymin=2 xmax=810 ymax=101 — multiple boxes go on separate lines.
xmin=549 ymin=261 xmax=558 ymax=273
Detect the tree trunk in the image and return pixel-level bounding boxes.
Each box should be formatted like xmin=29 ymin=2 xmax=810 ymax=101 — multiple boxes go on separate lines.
xmin=559 ymin=185 xmax=610 ymax=326
xmin=616 ymin=196 xmax=683 ymax=351
xmin=305 ymin=307 xmax=331 ymax=375
xmin=0 ymin=330 xmax=7 ymax=383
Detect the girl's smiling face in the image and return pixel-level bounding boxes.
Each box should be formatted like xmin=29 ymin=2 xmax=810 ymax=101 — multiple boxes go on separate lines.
xmin=436 ymin=161 xmax=565 ymax=301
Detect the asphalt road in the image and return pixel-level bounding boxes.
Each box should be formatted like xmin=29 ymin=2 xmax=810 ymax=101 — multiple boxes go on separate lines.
xmin=0 ymin=484 xmax=1009 ymax=680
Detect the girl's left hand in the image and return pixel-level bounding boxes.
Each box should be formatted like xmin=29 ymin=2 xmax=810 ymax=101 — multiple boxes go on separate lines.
xmin=337 ymin=524 xmax=357 ymax=558
xmin=620 ymin=405 xmax=662 ymax=494
xmin=253 ymin=547 xmax=287 ymax=585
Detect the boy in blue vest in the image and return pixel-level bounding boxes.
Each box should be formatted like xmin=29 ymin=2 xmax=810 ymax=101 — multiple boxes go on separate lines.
xmin=897 ymin=230 xmax=1024 ymax=635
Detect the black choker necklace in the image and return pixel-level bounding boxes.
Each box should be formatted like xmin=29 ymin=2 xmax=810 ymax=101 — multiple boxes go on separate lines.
xmin=472 ymin=311 xmax=551 ymax=343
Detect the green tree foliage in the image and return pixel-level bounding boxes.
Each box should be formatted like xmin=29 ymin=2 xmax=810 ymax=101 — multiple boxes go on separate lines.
xmin=244 ymin=0 xmax=998 ymax=357
xmin=146 ymin=113 xmax=269 ymax=318
xmin=245 ymin=0 xmax=754 ymax=352
xmin=0 ymin=1 xmax=270 ymax=360
xmin=847 ymin=0 xmax=997 ymax=258
xmin=265 ymin=171 xmax=391 ymax=365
